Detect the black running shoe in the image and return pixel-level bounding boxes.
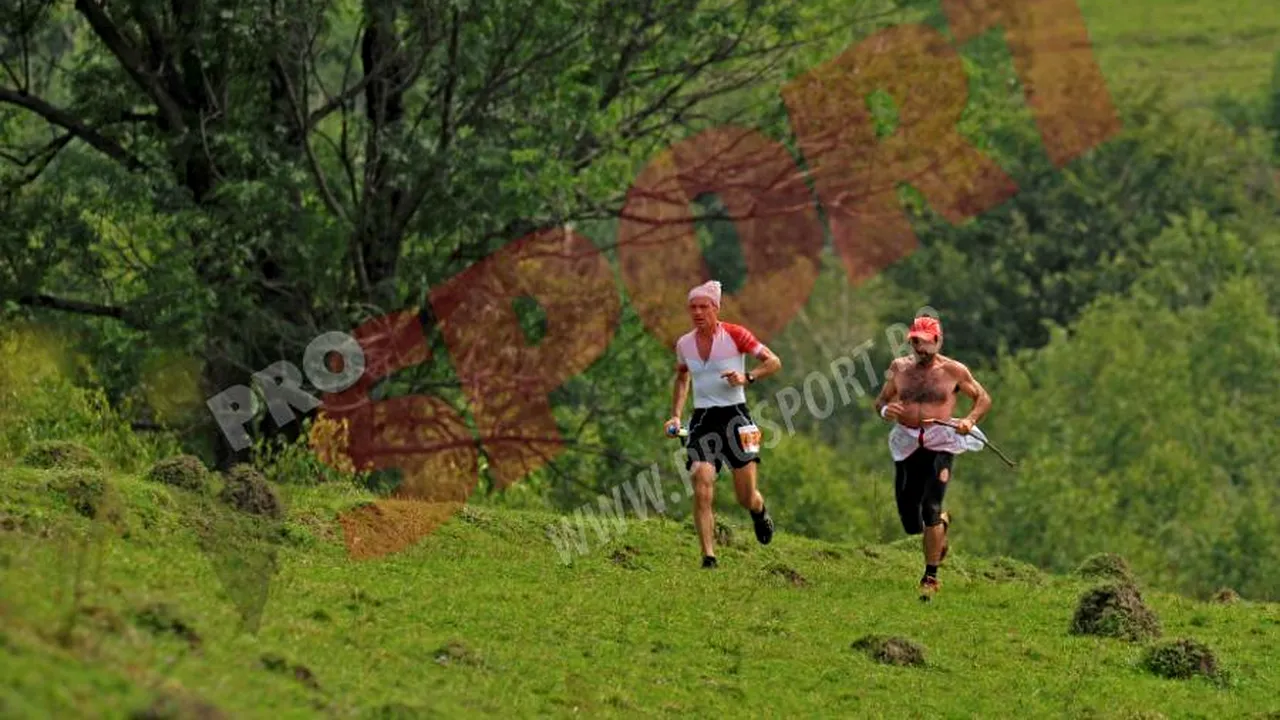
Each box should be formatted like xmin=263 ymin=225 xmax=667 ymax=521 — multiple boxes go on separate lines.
xmin=752 ymin=506 xmax=774 ymax=545
xmin=702 ymin=555 xmax=718 ymax=569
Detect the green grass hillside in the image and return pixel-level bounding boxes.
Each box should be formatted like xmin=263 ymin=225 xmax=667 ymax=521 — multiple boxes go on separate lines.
xmin=1080 ymin=0 xmax=1280 ymax=108
xmin=2 ymin=457 xmax=1278 ymax=719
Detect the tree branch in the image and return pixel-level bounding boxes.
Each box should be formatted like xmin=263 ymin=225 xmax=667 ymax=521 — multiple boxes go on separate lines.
xmin=73 ymin=0 xmax=188 ymax=132
xmin=273 ymin=55 xmax=350 ymax=226
xmin=0 ymin=87 xmax=146 ymax=171
xmin=0 ymin=132 xmax=72 ymax=192
xmin=16 ymin=293 xmax=146 ymax=330
xmin=306 ymin=34 xmax=422 ymax=131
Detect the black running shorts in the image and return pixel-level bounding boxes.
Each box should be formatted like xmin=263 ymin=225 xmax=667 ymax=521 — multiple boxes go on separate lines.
xmin=684 ymin=403 xmax=760 ymax=473
xmin=894 ymin=448 xmax=953 ymax=535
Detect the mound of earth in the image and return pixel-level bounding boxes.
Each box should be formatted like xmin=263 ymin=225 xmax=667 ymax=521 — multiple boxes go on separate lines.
xmin=1069 ymin=582 xmax=1161 ymax=642
xmin=1142 ymin=638 xmax=1220 ymax=681
xmin=20 ymin=440 xmax=102 ymax=470
xmin=850 ymin=635 xmax=926 ymax=667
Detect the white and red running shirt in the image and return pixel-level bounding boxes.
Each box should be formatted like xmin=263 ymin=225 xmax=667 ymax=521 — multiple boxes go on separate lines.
xmin=675 ymin=322 xmax=769 ymax=408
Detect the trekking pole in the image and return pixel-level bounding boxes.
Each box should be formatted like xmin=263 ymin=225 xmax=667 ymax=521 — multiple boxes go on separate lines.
xmin=924 ymin=418 xmax=1018 ymax=468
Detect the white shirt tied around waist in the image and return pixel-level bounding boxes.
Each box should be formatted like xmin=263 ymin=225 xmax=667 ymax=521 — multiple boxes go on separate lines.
xmin=675 ymin=322 xmax=768 ymax=409
xmin=888 ymin=421 xmax=987 ymax=462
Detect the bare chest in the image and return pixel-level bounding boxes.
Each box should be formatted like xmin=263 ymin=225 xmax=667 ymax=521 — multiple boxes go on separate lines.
xmin=897 ymin=366 xmax=956 ymax=404
xmin=695 ymin=335 xmax=714 ymax=362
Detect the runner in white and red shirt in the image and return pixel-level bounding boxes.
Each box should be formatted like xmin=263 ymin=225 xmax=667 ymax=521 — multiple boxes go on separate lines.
xmin=664 ymin=280 xmax=782 ymax=569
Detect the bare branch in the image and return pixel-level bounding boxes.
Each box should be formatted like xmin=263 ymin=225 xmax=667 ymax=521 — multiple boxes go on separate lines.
xmin=305 ymin=30 xmax=426 ymax=131
xmin=272 ymin=55 xmax=350 ymax=225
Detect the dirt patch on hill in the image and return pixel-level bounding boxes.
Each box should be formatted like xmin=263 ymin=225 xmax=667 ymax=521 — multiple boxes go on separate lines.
xmin=338 ymin=500 xmax=463 ymax=560
xmin=132 ymin=603 xmax=202 ymax=650
xmin=764 ymin=563 xmax=808 ymax=587
xmin=609 ymin=545 xmax=642 ymax=570
xmin=261 ymin=653 xmax=322 ymax=691
xmin=130 ymin=690 xmax=226 ymax=719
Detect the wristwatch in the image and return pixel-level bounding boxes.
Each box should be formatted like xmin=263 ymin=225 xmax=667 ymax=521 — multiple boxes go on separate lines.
xmin=746 ymin=372 xmax=755 ymax=384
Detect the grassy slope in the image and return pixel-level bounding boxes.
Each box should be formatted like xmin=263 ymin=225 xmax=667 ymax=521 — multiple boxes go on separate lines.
xmin=2 ymin=464 xmax=1279 ymax=719
xmin=1078 ymin=0 xmax=1280 ymax=108
xmin=4 ymin=3 xmax=1280 ymax=719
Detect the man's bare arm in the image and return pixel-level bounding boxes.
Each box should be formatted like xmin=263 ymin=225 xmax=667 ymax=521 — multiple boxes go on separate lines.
xmin=955 ymin=363 xmax=992 ymax=424
xmin=874 ymin=359 xmax=901 ymax=417
xmin=750 ymin=347 xmax=782 ymax=382
xmin=671 ymin=366 xmax=690 ymax=419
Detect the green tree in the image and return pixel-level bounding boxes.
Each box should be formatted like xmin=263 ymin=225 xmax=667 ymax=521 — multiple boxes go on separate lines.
xmin=1 ymin=0 xmax=849 ymax=469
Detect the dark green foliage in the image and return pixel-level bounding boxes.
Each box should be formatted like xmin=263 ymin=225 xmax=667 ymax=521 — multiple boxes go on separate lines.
xmin=147 ymin=456 xmax=211 ymax=494
xmin=20 ymin=441 xmax=101 ymax=470
xmin=880 ymin=83 xmax=1276 ymax=365
xmin=1267 ymin=49 xmax=1280 ymax=149
xmin=1070 ymin=584 xmax=1162 ymax=642
xmin=1141 ymin=638 xmax=1220 ymax=680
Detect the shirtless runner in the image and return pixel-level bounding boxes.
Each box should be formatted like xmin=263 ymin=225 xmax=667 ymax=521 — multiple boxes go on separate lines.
xmin=874 ymin=315 xmax=992 ymax=601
